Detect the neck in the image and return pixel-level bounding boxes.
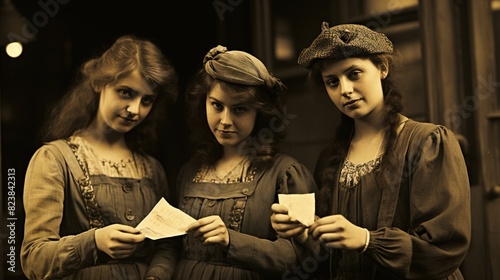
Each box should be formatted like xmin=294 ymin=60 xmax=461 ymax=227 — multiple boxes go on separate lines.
xmin=352 ymin=104 xmax=387 ymax=139
xmin=81 ymin=123 xmax=127 ymax=149
xmin=222 ymin=145 xmax=246 ymax=162
xmin=353 ymin=119 xmax=385 ymax=140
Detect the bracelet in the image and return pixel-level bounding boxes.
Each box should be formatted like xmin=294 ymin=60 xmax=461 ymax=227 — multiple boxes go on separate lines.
xmin=360 ymin=228 xmax=370 ymax=254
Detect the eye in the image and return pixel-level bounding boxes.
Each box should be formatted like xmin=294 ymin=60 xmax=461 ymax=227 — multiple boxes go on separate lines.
xmin=233 ymin=106 xmax=248 ymax=115
xmin=348 ymin=70 xmax=361 ymax=80
xmin=141 ymin=95 xmax=156 ymax=106
xmin=324 ymin=78 xmax=339 ymax=88
xmin=211 ymin=101 xmax=223 ymax=111
xmin=117 ymin=88 xmax=134 ymax=99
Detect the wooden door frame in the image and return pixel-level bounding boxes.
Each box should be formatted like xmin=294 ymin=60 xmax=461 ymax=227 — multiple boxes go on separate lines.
xmin=467 ymin=0 xmax=500 ymax=279
xmin=421 ymin=0 xmax=499 ymax=279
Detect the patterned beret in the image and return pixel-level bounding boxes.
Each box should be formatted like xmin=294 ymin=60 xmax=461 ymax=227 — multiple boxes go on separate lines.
xmin=298 ymin=22 xmax=393 ymax=69
xmin=203 ymin=45 xmax=286 ymax=94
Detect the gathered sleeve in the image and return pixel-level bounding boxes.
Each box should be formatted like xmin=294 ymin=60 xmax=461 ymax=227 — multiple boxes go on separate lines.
xmin=367 ymin=125 xmax=471 ymax=279
xmin=21 ymin=145 xmax=99 ymax=279
xmin=225 ymin=157 xmax=319 ymax=275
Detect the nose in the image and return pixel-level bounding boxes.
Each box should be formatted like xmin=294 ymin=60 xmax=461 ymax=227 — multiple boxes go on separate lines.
xmin=340 ymin=78 xmax=353 ymax=97
xmin=220 ymin=109 xmax=232 ymax=126
xmin=126 ymin=100 xmax=141 ymax=116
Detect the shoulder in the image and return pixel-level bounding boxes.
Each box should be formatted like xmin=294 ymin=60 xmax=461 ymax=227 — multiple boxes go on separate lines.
xmin=31 ymin=139 xmax=69 ymax=161
xmin=402 ymin=119 xmax=463 ymax=157
xmin=272 ymin=153 xmax=301 ymax=166
xmin=403 ymin=119 xmax=456 ymax=143
xmin=26 ymin=140 xmax=71 ymax=177
xmin=140 ymin=154 xmax=168 ymax=181
xmin=270 ymin=153 xmax=311 ymax=173
xmin=268 ymin=153 xmax=313 ymax=176
xmin=142 ymin=154 xmax=164 ymax=170
xmin=404 ymin=119 xmax=440 ymax=134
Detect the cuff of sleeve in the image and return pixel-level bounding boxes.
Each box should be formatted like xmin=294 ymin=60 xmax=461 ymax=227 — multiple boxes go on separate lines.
xmin=226 ymin=230 xmax=255 ymax=262
xmin=72 ymin=228 xmax=99 ymax=266
xmin=300 ymin=234 xmax=323 ymax=256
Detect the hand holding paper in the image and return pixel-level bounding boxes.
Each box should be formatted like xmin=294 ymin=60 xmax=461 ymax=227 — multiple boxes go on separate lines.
xmin=278 ymin=193 xmax=315 ymax=227
xmin=135 ymin=197 xmax=196 ymax=240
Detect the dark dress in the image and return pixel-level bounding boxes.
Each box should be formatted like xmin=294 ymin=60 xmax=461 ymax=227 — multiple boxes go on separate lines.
xmin=294 ymin=119 xmax=471 ymax=280
xmin=173 ymin=153 xmax=318 ymax=279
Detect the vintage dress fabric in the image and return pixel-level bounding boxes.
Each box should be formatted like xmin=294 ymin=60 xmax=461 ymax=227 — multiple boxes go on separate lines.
xmin=295 ymin=119 xmax=471 ymax=280
xmin=21 ymin=137 xmax=177 ymax=279
xmin=173 ymin=154 xmax=318 ymax=279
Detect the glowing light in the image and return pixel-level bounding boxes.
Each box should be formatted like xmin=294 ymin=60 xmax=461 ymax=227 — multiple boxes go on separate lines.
xmin=5 ymin=42 xmax=23 ymax=58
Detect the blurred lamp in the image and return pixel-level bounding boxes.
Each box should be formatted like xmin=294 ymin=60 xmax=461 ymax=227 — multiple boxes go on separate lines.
xmin=0 ymin=0 xmax=33 ymax=57
xmin=6 ymin=41 xmax=22 ymax=58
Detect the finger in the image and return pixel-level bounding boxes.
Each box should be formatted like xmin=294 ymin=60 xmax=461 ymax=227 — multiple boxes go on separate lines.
xmin=187 ymin=216 xmax=216 ymax=232
xmin=201 ymin=216 xmax=223 ymax=230
xmin=318 ymin=232 xmax=342 ymax=244
xmin=197 ymin=220 xmax=226 ymax=239
xmin=112 ymin=224 xmax=142 ymax=234
xmin=309 ymin=215 xmax=336 ymax=233
xmin=111 ymin=246 xmax=136 ymax=254
xmin=310 ymin=222 xmax=341 ymax=240
xmin=203 ymin=235 xmax=222 ymax=245
xmin=271 ymin=203 xmax=289 ymax=214
xmin=274 ymin=221 xmax=303 ymax=232
xmin=115 ymin=231 xmax=146 ymax=243
xmin=271 ymin=213 xmax=297 ymax=223
xmin=278 ymin=226 xmax=306 ymax=239
xmin=309 ymin=224 xmax=325 ymax=240
xmin=186 ymin=220 xmax=204 ymax=232
xmin=110 ymin=249 xmax=136 ymax=259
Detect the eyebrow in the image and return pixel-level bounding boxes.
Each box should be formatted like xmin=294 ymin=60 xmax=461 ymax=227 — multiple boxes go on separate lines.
xmin=117 ymin=84 xmax=157 ymax=97
xmin=322 ymin=64 xmax=360 ymax=78
xmin=207 ymin=96 xmax=246 ymax=107
xmin=207 ymin=96 xmax=222 ymax=103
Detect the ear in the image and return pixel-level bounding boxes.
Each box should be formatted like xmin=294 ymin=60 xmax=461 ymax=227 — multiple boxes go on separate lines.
xmin=381 ymin=69 xmax=388 ymax=80
xmin=380 ymin=59 xmax=389 ymax=80
xmin=91 ymin=82 xmax=101 ymax=93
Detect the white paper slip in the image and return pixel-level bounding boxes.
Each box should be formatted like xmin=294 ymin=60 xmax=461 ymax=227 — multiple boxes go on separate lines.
xmin=136 ymin=197 xmax=196 ymax=240
xmin=278 ymin=193 xmax=315 ymax=227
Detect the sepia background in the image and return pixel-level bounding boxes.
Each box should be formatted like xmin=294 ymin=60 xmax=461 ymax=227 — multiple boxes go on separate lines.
xmin=1 ymin=0 xmax=499 ymax=279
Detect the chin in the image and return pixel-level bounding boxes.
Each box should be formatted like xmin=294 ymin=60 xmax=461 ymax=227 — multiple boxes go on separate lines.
xmin=111 ymin=126 xmax=134 ymax=134
xmin=216 ymin=138 xmax=241 ymax=147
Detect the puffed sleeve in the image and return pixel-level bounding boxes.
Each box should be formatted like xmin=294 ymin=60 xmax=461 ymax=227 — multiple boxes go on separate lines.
xmin=144 ymin=157 xmax=180 ymax=280
xmin=21 ymin=145 xmax=99 ymax=279
xmin=367 ymin=125 xmax=471 ymax=278
xmin=225 ymin=155 xmax=319 ymax=275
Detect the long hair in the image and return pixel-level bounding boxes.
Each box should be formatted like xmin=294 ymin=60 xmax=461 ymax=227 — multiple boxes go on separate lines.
xmin=308 ymin=53 xmax=404 ymax=216
xmin=185 ymin=69 xmax=286 ymax=169
xmin=39 ymin=35 xmax=178 ymax=155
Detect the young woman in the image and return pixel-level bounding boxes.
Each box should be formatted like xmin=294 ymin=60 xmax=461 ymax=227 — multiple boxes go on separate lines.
xmin=21 ymin=35 xmax=179 ymax=280
xmin=173 ymin=45 xmax=317 ymax=279
xmin=270 ymin=22 xmax=471 ymax=279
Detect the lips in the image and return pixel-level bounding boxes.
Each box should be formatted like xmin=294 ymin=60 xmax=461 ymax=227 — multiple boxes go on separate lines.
xmin=216 ymin=129 xmax=238 ymax=138
xmin=120 ymin=116 xmax=138 ymax=123
xmin=344 ymin=98 xmax=361 ymax=107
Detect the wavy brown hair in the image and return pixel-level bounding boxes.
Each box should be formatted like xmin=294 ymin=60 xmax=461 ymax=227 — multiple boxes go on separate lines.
xmin=185 ymin=69 xmax=287 ymax=169
xmin=40 ymin=35 xmax=178 ymax=155
xmin=307 ymin=53 xmax=404 ymax=216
